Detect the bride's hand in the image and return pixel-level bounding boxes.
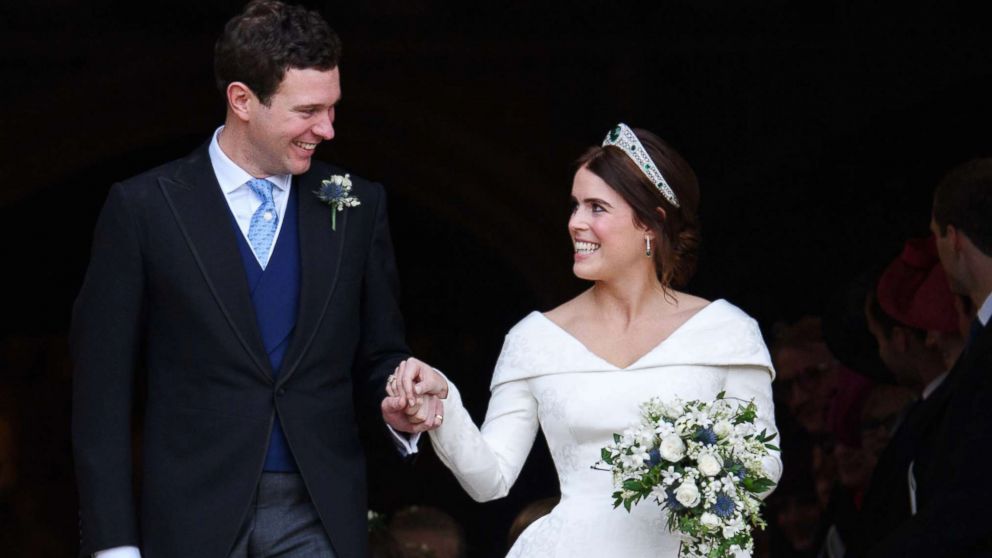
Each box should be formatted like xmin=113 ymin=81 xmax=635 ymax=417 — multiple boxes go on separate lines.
xmin=388 ymin=357 xmax=449 ymax=406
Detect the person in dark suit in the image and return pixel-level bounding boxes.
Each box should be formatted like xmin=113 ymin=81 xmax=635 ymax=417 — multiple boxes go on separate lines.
xmin=867 ymin=158 xmax=992 ymax=557
xmin=70 ymin=2 xmax=440 ymax=557
xmin=836 ymin=235 xmax=962 ymax=557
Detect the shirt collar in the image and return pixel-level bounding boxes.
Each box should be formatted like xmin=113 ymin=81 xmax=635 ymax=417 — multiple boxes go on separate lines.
xmin=208 ymin=126 xmax=292 ymax=194
xmin=977 ymin=292 xmax=992 ymax=327
xmin=921 ymin=371 xmax=949 ymax=400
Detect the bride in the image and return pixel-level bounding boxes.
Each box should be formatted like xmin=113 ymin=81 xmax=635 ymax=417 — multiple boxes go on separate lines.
xmin=388 ymin=124 xmax=782 ymax=557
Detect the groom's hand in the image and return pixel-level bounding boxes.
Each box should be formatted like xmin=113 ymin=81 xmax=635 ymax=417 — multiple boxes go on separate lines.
xmin=381 ymin=357 xmax=449 ymax=433
xmin=381 ymin=393 xmax=443 ymax=433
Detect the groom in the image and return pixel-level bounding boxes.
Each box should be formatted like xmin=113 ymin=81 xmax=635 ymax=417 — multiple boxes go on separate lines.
xmin=71 ymin=2 xmax=441 ymax=557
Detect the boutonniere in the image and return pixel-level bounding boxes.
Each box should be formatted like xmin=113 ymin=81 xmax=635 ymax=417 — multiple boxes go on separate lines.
xmin=314 ymin=173 xmax=361 ymax=231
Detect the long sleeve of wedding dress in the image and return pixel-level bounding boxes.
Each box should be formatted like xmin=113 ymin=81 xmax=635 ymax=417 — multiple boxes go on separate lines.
xmin=723 ymin=365 xmax=783 ymax=490
xmin=429 ymin=376 xmax=539 ymax=502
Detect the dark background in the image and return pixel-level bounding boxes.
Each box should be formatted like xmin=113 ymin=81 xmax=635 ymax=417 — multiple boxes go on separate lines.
xmin=2 ymin=0 xmax=992 ymax=556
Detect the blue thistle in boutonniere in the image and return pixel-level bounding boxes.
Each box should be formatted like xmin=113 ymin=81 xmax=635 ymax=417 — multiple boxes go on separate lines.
xmin=315 ymin=173 xmax=360 ymax=230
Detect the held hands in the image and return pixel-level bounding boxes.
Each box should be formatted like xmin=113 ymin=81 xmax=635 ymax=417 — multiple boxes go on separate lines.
xmin=380 ymin=357 xmax=450 ymax=434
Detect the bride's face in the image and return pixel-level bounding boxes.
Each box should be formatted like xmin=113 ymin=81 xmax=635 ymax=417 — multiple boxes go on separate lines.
xmin=568 ymin=166 xmax=652 ymax=281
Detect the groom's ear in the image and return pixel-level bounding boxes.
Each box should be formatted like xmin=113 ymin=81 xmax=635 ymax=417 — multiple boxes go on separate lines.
xmin=226 ymin=81 xmax=256 ymax=122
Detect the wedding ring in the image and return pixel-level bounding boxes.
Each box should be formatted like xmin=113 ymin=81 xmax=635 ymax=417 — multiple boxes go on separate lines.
xmin=387 ymin=374 xmax=396 ymax=385
xmin=435 ymin=414 xmax=444 ymax=422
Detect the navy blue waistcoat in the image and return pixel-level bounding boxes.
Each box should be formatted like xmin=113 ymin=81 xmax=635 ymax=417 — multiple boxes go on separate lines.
xmin=230 ymin=185 xmax=301 ymax=472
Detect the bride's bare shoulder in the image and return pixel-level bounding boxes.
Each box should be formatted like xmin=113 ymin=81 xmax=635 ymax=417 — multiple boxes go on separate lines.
xmin=672 ymin=291 xmax=711 ymax=314
xmin=543 ymin=290 xmax=594 ymax=327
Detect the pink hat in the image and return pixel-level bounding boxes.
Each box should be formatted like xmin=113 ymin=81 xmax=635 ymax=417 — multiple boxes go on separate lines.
xmin=876 ymin=235 xmax=958 ymax=333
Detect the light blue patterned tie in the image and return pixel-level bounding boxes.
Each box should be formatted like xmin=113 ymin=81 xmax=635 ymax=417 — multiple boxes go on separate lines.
xmin=247 ymin=178 xmax=279 ymax=269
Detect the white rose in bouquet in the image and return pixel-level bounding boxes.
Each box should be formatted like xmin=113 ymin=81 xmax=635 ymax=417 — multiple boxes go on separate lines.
xmin=675 ymin=481 xmax=701 ymax=508
xmin=700 ymin=512 xmax=721 ymax=529
xmin=697 ymin=452 xmax=723 ymax=477
xmin=659 ymin=435 xmax=686 ymax=462
xmin=713 ymin=420 xmax=734 ymax=440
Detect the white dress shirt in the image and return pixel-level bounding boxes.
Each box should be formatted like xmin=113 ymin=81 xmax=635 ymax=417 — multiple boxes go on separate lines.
xmin=209 ymin=126 xmax=292 ymax=267
xmin=922 ymin=371 xmax=949 ymax=400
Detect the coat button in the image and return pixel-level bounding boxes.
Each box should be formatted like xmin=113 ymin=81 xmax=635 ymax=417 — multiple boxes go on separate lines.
xmin=277 ymin=388 xmax=286 ymax=396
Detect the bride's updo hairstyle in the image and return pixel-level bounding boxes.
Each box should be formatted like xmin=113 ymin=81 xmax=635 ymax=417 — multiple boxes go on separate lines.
xmin=577 ymin=127 xmax=700 ymax=288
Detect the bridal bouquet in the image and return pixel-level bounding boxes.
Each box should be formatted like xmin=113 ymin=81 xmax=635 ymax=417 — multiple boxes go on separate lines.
xmin=600 ymin=392 xmax=778 ymax=558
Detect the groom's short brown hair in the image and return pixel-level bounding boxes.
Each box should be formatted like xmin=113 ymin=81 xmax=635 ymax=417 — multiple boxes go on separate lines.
xmin=214 ymin=0 xmax=342 ymax=106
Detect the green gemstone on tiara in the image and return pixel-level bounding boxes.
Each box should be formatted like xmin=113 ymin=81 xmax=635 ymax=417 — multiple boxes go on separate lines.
xmin=609 ymin=127 xmax=621 ymax=142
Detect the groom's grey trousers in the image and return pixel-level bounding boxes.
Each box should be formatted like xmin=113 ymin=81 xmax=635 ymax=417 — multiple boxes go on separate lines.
xmin=228 ymin=473 xmax=337 ymax=558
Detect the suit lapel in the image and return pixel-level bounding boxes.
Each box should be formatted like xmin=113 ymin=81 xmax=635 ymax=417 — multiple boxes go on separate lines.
xmin=276 ymin=169 xmax=347 ymax=387
xmin=948 ymin=322 xmax=990 ymax=392
xmin=158 ymin=144 xmax=274 ymax=383
xmin=918 ymin=321 xmax=990 ymax=489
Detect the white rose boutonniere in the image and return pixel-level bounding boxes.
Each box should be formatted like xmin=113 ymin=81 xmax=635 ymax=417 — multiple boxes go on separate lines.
xmin=314 ymin=173 xmax=360 ymax=231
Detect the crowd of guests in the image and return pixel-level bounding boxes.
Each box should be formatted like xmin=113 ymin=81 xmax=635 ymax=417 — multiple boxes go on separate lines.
xmin=365 ymin=499 xmax=560 ymax=558
xmin=368 ymin=506 xmax=466 ymax=558
xmin=764 ymin=158 xmax=992 ymax=557
xmin=0 ymin=335 xmax=76 ymax=557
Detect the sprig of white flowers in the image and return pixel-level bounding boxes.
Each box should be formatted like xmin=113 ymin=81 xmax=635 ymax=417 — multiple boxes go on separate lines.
xmin=367 ymin=509 xmax=387 ymax=533
xmin=599 ymin=392 xmax=779 ymax=558
xmin=314 ymin=173 xmax=361 ymax=231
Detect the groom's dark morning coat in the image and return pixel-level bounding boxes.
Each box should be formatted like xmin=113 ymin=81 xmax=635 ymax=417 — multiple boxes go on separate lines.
xmin=71 ymin=143 xmax=408 ymax=558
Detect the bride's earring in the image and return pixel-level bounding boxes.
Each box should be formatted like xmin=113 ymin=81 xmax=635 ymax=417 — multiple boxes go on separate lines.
xmin=645 ymin=237 xmax=652 ymax=257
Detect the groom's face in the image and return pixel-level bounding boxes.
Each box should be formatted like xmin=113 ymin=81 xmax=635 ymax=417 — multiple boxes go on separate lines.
xmin=248 ymin=66 xmax=341 ymax=176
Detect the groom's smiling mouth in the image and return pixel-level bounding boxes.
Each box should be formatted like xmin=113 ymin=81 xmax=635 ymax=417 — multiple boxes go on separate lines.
xmin=574 ymin=241 xmax=600 ymax=254
xmin=293 ymin=140 xmax=318 ymax=151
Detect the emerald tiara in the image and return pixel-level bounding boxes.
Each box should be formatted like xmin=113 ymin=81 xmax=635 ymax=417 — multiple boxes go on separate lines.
xmin=601 ymin=123 xmax=680 ymax=208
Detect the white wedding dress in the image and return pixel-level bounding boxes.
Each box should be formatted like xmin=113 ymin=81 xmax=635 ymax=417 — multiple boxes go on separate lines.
xmin=429 ymin=300 xmax=782 ymax=557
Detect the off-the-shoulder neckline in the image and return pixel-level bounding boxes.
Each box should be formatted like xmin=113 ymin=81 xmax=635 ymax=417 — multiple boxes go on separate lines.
xmin=534 ymin=299 xmax=725 ymax=370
